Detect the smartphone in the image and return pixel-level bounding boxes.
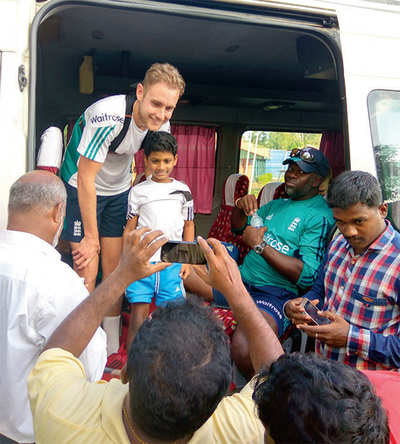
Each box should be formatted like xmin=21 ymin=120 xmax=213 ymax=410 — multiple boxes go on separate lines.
xmin=302 ymin=299 xmax=331 ymax=325
xmin=160 ymin=241 xmax=206 ymax=265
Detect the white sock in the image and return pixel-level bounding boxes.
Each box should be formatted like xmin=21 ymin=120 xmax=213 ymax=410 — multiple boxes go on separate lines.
xmin=103 ymin=315 xmax=121 ymax=356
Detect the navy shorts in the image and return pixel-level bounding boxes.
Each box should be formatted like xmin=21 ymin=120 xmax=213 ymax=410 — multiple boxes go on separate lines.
xmin=243 ymin=282 xmax=294 ymax=337
xmin=61 ymin=181 xmax=129 ymax=242
xmin=211 ymin=243 xmax=294 ymax=336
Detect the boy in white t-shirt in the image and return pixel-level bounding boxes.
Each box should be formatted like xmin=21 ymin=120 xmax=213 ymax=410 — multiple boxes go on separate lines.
xmin=124 ymin=131 xmax=195 ymax=348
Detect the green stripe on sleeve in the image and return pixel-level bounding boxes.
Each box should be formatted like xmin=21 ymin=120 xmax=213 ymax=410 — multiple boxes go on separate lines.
xmin=88 ymin=125 xmax=116 ymax=160
xmin=84 ymin=128 xmax=102 ymax=157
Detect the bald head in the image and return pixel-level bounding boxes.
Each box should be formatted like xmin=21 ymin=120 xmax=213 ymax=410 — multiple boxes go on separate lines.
xmin=8 ymin=170 xmax=66 ymax=215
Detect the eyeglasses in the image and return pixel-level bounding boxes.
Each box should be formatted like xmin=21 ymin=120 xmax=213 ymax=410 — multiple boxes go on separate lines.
xmin=289 ymin=148 xmax=315 ymax=163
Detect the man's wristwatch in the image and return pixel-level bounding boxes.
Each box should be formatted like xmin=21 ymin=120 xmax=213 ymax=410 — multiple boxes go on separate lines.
xmin=253 ymin=240 xmax=267 ymax=255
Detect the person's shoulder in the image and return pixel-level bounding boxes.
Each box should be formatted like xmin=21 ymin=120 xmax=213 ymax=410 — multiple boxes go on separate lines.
xmin=326 ymin=231 xmax=346 ymax=254
xmin=171 ymin=178 xmax=191 ymax=191
xmin=132 ymin=178 xmax=151 ymax=190
xmin=159 ymin=120 xmax=171 ymax=132
xmin=389 ymin=224 xmax=400 ymax=249
xmin=193 ymin=379 xmax=265 ymax=444
xmin=28 ymin=349 xmax=88 ymax=399
xmin=258 ymin=198 xmax=279 ymax=213
xmin=28 ymin=348 xmax=110 ymax=443
xmin=307 ymin=194 xmax=330 ymax=209
xmin=83 ymin=95 xmax=126 ymax=128
xmin=305 ymin=195 xmax=333 ymax=219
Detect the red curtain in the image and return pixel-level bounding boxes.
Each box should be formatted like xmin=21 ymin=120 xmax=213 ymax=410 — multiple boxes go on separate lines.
xmin=208 ymin=174 xmax=251 ymax=264
xmin=134 ymin=125 xmax=216 ymax=214
xmin=319 ymin=131 xmax=345 ymax=178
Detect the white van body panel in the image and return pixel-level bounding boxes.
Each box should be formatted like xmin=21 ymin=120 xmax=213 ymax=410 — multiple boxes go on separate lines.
xmin=0 ymin=0 xmax=35 ymax=228
xmin=337 ymin=4 xmax=400 ymax=175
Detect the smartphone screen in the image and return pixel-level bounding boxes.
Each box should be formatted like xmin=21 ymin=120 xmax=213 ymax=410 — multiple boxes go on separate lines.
xmin=160 ymin=241 xmax=206 ymax=265
xmin=303 ymin=300 xmax=331 ymax=325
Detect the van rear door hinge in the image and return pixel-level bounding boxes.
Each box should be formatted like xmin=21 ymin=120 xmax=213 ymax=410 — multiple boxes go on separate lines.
xmin=322 ymin=17 xmax=338 ymax=28
xmin=18 ymin=65 xmax=28 ymax=92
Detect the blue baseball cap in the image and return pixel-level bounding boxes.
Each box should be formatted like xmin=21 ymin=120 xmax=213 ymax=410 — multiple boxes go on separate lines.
xmin=283 ymin=148 xmax=330 ymax=178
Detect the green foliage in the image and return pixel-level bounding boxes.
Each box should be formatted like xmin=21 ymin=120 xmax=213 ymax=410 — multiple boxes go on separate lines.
xmin=243 ymin=131 xmax=322 ymax=151
xmin=256 ymin=172 xmax=273 ymax=183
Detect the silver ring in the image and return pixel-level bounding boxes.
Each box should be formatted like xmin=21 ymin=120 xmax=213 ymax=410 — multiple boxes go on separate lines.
xmin=315 ymin=333 xmax=319 ymax=340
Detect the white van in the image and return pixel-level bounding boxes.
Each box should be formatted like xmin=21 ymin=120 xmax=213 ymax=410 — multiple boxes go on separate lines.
xmin=1 ymin=0 xmax=400 ymax=231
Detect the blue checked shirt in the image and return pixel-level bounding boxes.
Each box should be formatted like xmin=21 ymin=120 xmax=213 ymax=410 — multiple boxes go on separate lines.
xmin=306 ymin=221 xmax=400 ymax=371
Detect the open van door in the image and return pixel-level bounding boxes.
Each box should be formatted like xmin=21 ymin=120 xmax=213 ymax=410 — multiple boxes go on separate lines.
xmin=0 ymin=0 xmax=35 ymax=228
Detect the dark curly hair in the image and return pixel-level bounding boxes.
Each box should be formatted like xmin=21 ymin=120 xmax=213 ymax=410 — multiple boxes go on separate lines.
xmin=253 ymin=353 xmax=389 ymax=444
xmin=127 ymin=297 xmax=232 ymax=441
xmin=142 ymin=130 xmax=177 ymax=157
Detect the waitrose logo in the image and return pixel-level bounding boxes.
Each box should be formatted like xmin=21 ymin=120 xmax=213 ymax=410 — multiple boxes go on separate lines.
xmin=90 ymin=113 xmax=124 ymax=125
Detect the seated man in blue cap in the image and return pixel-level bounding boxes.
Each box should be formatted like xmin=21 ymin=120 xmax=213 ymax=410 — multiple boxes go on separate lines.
xmin=230 ymin=147 xmax=334 ymax=378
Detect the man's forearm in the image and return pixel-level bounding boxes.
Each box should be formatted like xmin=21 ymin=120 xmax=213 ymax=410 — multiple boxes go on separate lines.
xmin=231 ymin=207 xmax=247 ymax=231
xmin=225 ymin=285 xmax=284 ymax=372
xmin=261 ymin=245 xmax=303 ymax=283
xmin=350 ymin=326 xmax=400 ymax=369
xmin=77 ymin=176 xmax=99 ymax=240
xmin=183 ymin=220 xmax=195 ymax=242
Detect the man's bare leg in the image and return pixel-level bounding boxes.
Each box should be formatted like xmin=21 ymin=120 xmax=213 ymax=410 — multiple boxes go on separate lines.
xmin=126 ymin=303 xmax=150 ymax=352
xmin=101 ymin=236 xmax=124 ymax=355
xmin=70 ymin=241 xmax=99 ymax=293
xmin=231 ymin=311 xmax=278 ymax=380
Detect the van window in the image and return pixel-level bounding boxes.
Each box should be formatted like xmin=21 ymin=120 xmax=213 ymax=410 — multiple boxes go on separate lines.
xmin=239 ymin=130 xmax=322 ymax=196
xmin=368 ymin=90 xmax=400 ymax=201
xmin=368 ymin=90 xmax=400 ymax=228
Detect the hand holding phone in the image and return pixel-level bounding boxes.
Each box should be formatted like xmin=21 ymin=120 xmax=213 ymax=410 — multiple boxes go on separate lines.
xmin=301 ymin=299 xmax=331 ymax=326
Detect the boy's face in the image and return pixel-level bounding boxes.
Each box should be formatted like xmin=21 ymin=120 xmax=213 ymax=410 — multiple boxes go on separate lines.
xmin=144 ymin=151 xmax=177 ymax=183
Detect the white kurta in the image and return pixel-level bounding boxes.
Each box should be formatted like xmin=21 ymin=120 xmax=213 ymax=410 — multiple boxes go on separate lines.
xmin=0 ymin=230 xmax=107 ymax=443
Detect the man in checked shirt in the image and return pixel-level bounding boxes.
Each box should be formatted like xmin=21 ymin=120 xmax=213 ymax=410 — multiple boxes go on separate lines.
xmin=285 ymin=170 xmax=400 ymax=371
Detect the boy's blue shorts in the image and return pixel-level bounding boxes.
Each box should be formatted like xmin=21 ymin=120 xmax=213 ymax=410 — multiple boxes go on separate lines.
xmin=126 ymin=263 xmax=185 ymax=306
xmin=61 ymin=181 xmax=129 ymax=242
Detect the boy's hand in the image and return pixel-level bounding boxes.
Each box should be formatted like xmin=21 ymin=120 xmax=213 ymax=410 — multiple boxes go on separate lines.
xmin=180 ymin=263 xmax=191 ymax=280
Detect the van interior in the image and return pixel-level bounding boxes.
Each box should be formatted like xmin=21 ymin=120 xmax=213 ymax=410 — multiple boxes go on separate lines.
xmin=34 ymin=1 xmax=346 ymax=235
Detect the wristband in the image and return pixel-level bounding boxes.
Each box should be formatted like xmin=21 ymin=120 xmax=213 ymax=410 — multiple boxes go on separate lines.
xmin=234 ymin=197 xmax=242 ymax=208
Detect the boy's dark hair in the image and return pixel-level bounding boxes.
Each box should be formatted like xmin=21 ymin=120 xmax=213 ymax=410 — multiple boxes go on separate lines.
xmin=127 ymin=297 xmax=232 ymax=441
xmin=327 ymin=170 xmax=383 ymax=209
xmin=253 ymin=353 xmax=389 ymax=444
xmin=142 ymin=131 xmax=178 ymax=157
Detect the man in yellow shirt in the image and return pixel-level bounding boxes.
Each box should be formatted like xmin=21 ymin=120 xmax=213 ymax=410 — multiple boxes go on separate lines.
xmin=28 ymin=229 xmax=280 ymax=444
xmin=28 ymin=227 xmax=390 ymax=444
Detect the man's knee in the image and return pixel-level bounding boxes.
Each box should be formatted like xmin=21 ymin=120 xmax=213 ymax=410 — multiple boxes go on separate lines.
xmin=259 ymin=310 xmax=279 ymax=336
